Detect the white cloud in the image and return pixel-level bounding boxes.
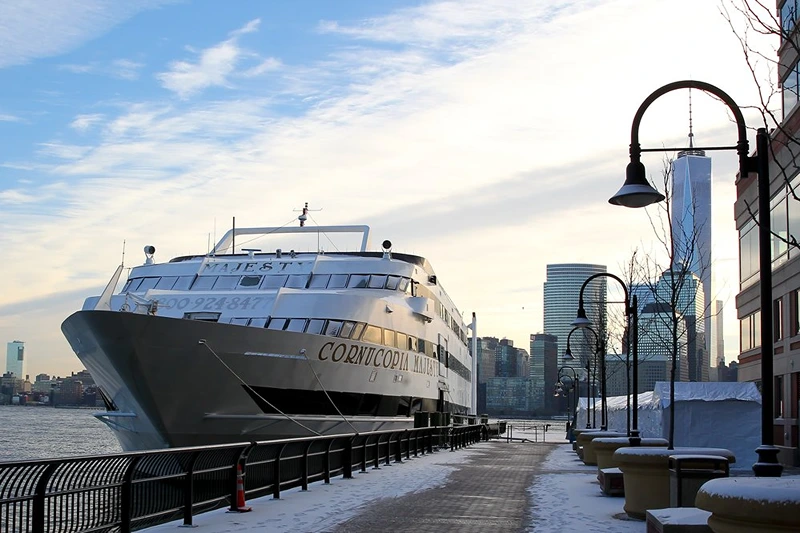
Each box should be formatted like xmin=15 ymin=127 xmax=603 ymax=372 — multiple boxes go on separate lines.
xmin=70 ymin=113 xmax=105 ymax=132
xmin=241 ymin=57 xmax=282 ymax=78
xmin=157 ymin=19 xmax=265 ymax=98
xmin=60 ymin=58 xmax=144 ymax=80
xmin=0 ymin=113 xmax=20 ymax=122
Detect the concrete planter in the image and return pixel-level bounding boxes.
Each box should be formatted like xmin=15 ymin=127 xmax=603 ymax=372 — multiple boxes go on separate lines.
xmin=614 ymin=447 xmax=735 ymax=520
xmin=594 ymin=437 xmax=669 ymax=470
xmin=572 ymin=428 xmax=593 ymax=452
xmin=576 ymin=430 xmax=626 ymax=466
xmin=696 ymin=477 xmax=800 ymax=533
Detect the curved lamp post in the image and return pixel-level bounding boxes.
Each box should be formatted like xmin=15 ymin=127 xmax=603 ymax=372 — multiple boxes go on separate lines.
xmin=573 ymin=272 xmax=639 ymax=444
xmin=565 ymin=325 xmax=600 ymax=429
xmin=556 ymin=366 xmax=579 ymax=437
xmin=612 ymin=80 xmax=781 ymax=477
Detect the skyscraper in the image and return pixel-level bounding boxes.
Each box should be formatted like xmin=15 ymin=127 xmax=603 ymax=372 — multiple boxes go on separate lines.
xmin=543 ymin=263 xmax=607 ymax=370
xmin=529 ymin=333 xmax=558 ymax=413
xmin=671 ymin=139 xmax=716 ymax=376
xmin=5 ymin=341 xmax=24 ymax=378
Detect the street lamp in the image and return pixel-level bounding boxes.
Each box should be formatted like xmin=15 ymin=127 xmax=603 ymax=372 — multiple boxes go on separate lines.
xmin=573 ymin=273 xmax=640 ymax=444
xmin=612 ymin=80 xmax=781 ymax=477
xmin=557 ymin=366 xmax=579 ymax=438
xmin=565 ymin=325 xmax=600 ymax=429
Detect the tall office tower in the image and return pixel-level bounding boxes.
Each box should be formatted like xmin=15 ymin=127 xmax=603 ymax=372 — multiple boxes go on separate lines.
xmin=636 ymin=302 xmax=687 ymax=391
xmin=543 ymin=263 xmax=607 ymax=370
xmin=671 ymin=129 xmax=714 ymax=377
xmin=475 ymin=336 xmax=499 ymax=413
xmin=655 ymin=269 xmax=707 ymax=382
xmin=713 ymin=300 xmax=725 ymax=367
xmin=529 ymin=333 xmax=558 ymax=413
xmin=5 ymin=341 xmax=24 ymax=378
xmin=495 ymin=338 xmax=520 ymax=378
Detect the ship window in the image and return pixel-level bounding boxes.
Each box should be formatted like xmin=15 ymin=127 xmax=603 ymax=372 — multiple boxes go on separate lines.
xmin=214 ymin=276 xmax=239 ymax=290
xmin=348 ymin=274 xmax=369 ymax=288
xmin=138 ymin=278 xmax=159 ymax=292
xmin=325 ymin=320 xmax=343 ymax=336
xmin=384 ymin=329 xmax=396 ymax=347
xmin=350 ymin=322 xmax=365 ymax=340
xmin=192 ymin=276 xmax=217 ymax=290
xmin=125 ymin=278 xmax=142 ymax=292
xmin=396 ymin=332 xmax=407 ymax=350
xmin=309 ymin=274 xmax=331 ymax=288
xmin=368 ymin=275 xmax=387 ymax=289
xmin=328 ymin=274 xmax=349 ymax=288
xmin=230 ymin=317 xmax=249 ymax=326
xmin=173 ymin=276 xmax=194 ymax=290
xmin=306 ymin=319 xmax=325 ymax=334
xmin=267 ymin=318 xmax=287 ymax=330
xmin=418 ymin=338 xmax=426 ymax=354
xmin=408 ymin=336 xmax=418 ymax=352
xmin=340 ymin=321 xmax=355 ymax=338
xmin=238 ymin=275 xmax=262 ymax=289
xmin=261 ymin=275 xmax=288 ymax=289
xmin=183 ymin=312 xmax=220 ymax=322
xmin=398 ymin=277 xmax=410 ymax=293
xmin=249 ymin=318 xmax=267 ymax=327
xmin=155 ymin=276 xmax=178 ymax=290
xmin=286 ymin=318 xmax=307 ymax=332
xmin=286 ymin=274 xmax=309 ymax=289
xmin=385 ymin=276 xmax=400 ymax=290
xmin=362 ymin=325 xmax=382 ymax=345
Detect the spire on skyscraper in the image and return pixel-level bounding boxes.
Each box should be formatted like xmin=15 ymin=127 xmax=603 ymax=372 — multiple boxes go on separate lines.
xmin=679 ymin=88 xmax=705 ymax=158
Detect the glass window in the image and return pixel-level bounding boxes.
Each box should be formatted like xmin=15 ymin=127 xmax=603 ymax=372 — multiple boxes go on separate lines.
xmin=368 ymin=275 xmax=387 ymax=289
xmin=739 ymin=220 xmax=759 ymax=288
xmin=386 ymin=276 xmax=400 ymax=290
xmin=772 ymin=193 xmax=789 ymax=262
xmin=792 ymin=290 xmax=800 ymax=337
xmin=328 ymin=274 xmax=348 ymax=288
xmin=125 ymin=278 xmax=142 ymax=292
xmin=775 ymin=298 xmax=784 ymax=341
xmin=398 ymin=277 xmax=410 ymax=293
xmin=261 ymin=275 xmax=288 ymax=289
xmin=396 ymin=332 xmax=407 ymax=350
xmin=155 ymin=276 xmax=178 ymax=290
xmin=782 ymin=0 xmax=797 ymax=36
xmin=267 ymin=318 xmax=287 ymax=330
xmin=384 ymin=329 xmax=395 ymax=347
xmin=309 ymin=274 xmax=331 ymax=288
xmin=137 ymin=278 xmax=159 ymax=292
xmin=286 ymin=274 xmax=309 ymax=289
xmin=173 ymin=276 xmax=194 ymax=290
xmin=351 ymin=322 xmax=365 ymax=340
xmin=409 ymin=336 xmax=418 ymax=352
xmin=286 ymin=318 xmax=307 ymax=332
xmin=192 ymin=276 xmax=216 ymax=291
xmin=230 ymin=317 xmax=249 ymax=326
xmin=238 ymin=275 xmax=262 ymax=289
xmin=362 ymin=325 xmax=382 ymax=345
xmin=348 ymin=274 xmax=369 ymax=288
xmin=418 ymin=338 xmax=426 ymax=354
xmin=306 ymin=319 xmax=325 ymax=334
xmin=249 ymin=318 xmax=267 ymax=328
xmin=325 ymin=320 xmax=343 ymax=336
xmin=214 ymin=276 xmax=239 ymax=290
xmin=340 ymin=321 xmax=355 ymax=338
xmin=783 ymin=64 xmax=799 ymax=119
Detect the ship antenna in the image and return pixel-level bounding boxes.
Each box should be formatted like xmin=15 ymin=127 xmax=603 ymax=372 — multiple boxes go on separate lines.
xmin=293 ymin=202 xmax=322 ymax=227
xmin=121 ymin=240 xmax=126 ymax=267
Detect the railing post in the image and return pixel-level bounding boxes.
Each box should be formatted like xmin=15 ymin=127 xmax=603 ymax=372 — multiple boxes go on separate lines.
xmin=384 ymin=434 xmax=391 ymax=466
xmin=302 ymin=441 xmax=313 ymax=490
xmin=361 ymin=436 xmax=369 ymax=473
xmin=373 ymin=435 xmax=382 ymax=470
xmin=32 ymin=463 xmax=58 ymax=533
xmin=325 ymin=439 xmax=334 ymax=483
xmin=120 ymin=456 xmax=143 ymax=533
xmin=394 ymin=432 xmax=403 ymax=464
xmin=182 ymin=452 xmax=200 ymax=527
xmin=274 ymin=443 xmax=287 ymax=499
xmin=343 ymin=437 xmax=354 ymax=479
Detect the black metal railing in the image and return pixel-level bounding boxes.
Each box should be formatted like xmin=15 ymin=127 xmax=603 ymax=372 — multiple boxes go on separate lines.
xmin=0 ymin=424 xmax=485 ymax=533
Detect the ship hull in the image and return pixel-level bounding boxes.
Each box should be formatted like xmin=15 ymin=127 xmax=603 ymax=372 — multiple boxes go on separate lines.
xmin=62 ymin=310 xmax=459 ymax=451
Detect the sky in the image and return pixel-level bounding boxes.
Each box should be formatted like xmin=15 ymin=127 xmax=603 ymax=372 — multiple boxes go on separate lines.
xmin=0 ymin=0 xmax=777 ymax=377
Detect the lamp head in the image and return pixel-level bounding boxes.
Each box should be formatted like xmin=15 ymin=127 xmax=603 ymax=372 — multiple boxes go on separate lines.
xmin=571 ymin=305 xmax=591 ymax=328
xmin=564 ymin=346 xmax=575 ymax=360
xmin=560 ymin=375 xmax=574 ymax=389
xmin=609 ymin=160 xmax=665 ymax=208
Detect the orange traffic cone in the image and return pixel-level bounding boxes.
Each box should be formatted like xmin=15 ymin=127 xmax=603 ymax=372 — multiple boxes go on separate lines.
xmin=229 ymin=464 xmax=252 ymax=513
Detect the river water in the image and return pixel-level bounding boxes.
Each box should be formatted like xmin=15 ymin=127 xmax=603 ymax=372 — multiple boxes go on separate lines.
xmin=0 ymin=405 xmax=122 ymax=462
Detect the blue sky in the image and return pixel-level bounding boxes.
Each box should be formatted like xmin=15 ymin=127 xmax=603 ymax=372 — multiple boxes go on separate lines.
xmin=0 ymin=0 xmax=776 ymax=376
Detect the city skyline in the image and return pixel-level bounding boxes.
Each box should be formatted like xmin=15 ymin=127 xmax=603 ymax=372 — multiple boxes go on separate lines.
xmin=0 ymin=1 xmax=775 ymax=376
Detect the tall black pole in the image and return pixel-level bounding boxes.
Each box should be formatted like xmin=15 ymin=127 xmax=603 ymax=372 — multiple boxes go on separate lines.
xmin=753 ymin=127 xmax=781 ymax=476
xmin=630 ymin=294 xmax=640 ymax=445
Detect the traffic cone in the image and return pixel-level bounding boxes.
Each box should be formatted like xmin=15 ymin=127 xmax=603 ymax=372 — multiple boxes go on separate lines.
xmin=228 ymin=464 xmax=252 ymax=513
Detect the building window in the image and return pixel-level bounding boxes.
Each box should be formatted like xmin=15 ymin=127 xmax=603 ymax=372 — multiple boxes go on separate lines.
xmin=739 ymin=220 xmax=759 ymax=288
xmin=772 ymin=193 xmax=789 ymax=264
xmin=775 ymin=298 xmax=784 ymax=341
xmin=791 ymin=290 xmax=800 ymax=337
xmin=740 ymin=311 xmax=762 ymax=352
xmin=775 ymin=374 xmax=784 ymax=419
xmin=782 ymin=0 xmax=798 ymax=37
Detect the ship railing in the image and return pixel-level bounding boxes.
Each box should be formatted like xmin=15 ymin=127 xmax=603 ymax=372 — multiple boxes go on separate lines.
xmin=0 ymin=424 xmax=486 ymax=533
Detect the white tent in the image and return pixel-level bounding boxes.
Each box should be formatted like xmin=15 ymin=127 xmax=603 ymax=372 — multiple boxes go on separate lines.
xmin=575 ymin=381 xmax=762 ymax=467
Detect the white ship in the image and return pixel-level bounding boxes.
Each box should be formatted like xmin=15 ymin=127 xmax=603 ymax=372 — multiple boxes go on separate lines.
xmin=61 ymin=208 xmax=475 ymax=451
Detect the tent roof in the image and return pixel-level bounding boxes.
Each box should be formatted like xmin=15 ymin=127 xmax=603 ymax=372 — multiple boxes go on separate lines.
xmin=580 ymin=381 xmax=762 ymax=411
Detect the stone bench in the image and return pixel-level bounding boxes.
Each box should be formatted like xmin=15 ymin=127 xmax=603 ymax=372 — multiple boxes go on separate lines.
xmin=599 ymin=467 xmax=624 ymax=496
xmin=594 ymin=437 xmax=669 ymax=470
xmin=645 ymin=508 xmax=712 ymax=533
xmin=576 ymin=430 xmax=626 ymax=466
xmin=696 ymin=477 xmax=800 ymax=532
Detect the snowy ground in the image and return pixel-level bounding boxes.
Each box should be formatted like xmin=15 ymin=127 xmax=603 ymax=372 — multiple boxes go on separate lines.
xmin=526 ymin=444 xmax=642 ymax=533
xmin=145 ymin=446 xmax=480 ymax=532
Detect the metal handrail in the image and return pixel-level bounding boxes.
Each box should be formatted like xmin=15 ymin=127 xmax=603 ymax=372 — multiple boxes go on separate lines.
xmin=0 ymin=424 xmax=487 ymax=533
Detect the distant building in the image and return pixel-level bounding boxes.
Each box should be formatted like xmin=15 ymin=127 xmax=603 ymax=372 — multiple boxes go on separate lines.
xmin=655 ymin=269 xmax=706 ymax=382
xmin=543 ymin=264 xmax=607 ymax=371
xmin=5 ymin=341 xmax=24 ymax=378
xmin=475 ymin=337 xmax=499 ymax=413
xmin=486 ymin=377 xmax=533 ymax=416
xmin=529 ymin=333 xmax=558 ymax=414
xmin=636 ymin=302 xmax=687 ymax=392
